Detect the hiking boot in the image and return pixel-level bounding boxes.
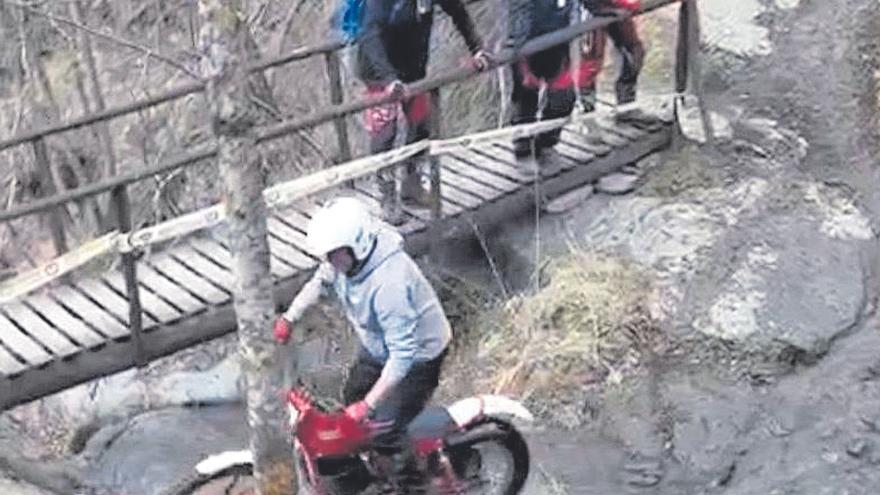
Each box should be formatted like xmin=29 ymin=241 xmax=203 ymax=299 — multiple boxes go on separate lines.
xmin=382 ymin=199 xmax=406 ymax=226
xmin=578 ymin=86 xmax=597 ymax=113
xmin=400 ymin=173 xmax=433 ymax=209
xmin=378 ymin=172 xmax=406 ymax=225
xmin=616 ymin=81 xmax=637 ymax=106
xmin=513 ymin=137 xmax=535 ymax=160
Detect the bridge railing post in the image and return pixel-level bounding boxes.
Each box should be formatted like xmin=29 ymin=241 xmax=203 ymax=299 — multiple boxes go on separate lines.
xmin=428 ymin=88 xmax=443 ymax=257
xmin=324 ymin=50 xmax=352 ymax=165
xmin=112 ymin=184 xmax=145 ymax=367
xmin=674 ymin=0 xmax=690 ymax=95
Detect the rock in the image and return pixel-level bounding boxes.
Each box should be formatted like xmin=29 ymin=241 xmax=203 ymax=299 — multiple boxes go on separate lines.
xmin=148 ymin=353 xmax=242 ymax=407
xmin=711 ymin=460 xmax=737 ymax=488
xmin=543 ymin=185 xmax=594 ymax=214
xmin=765 ymin=416 xmax=793 ymax=438
xmin=596 ymin=173 xmax=639 ymax=195
xmin=0 ymin=477 xmax=54 ymax=495
xmin=846 ymin=438 xmax=870 ymax=458
xmin=709 ymin=111 xmax=734 ymax=141
xmin=578 ymin=175 xmax=871 ymax=360
xmin=775 ymin=0 xmax=800 ymax=9
xmin=700 ymin=0 xmax=772 ymax=58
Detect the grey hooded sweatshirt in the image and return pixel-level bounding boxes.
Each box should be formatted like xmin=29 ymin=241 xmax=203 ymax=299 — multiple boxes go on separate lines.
xmin=284 ymin=226 xmax=451 ymax=385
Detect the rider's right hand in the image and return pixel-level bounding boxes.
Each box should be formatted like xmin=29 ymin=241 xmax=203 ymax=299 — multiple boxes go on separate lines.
xmin=273 ymin=316 xmax=292 ymax=344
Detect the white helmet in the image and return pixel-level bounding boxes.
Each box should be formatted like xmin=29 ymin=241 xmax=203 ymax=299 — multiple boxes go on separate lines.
xmin=306 ymin=196 xmax=377 ymax=260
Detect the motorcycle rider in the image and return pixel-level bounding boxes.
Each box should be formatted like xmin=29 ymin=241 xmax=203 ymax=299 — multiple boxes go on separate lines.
xmin=274 ymin=196 xmax=450 ymax=493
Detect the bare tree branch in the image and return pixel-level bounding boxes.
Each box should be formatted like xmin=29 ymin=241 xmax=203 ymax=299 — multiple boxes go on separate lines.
xmin=1 ymin=0 xmax=202 ymax=80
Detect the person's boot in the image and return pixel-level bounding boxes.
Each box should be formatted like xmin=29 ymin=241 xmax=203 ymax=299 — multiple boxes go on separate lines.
xmin=378 ymin=174 xmax=406 ymax=226
xmin=514 ymin=137 xmax=536 ymax=159
xmin=578 ymin=85 xmax=597 ymax=113
xmin=616 ymin=80 xmax=637 ymax=106
xmin=400 ymin=172 xmax=433 ymax=209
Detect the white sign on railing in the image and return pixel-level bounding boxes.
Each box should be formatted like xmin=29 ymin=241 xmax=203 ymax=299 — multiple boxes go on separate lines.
xmin=0 ymin=232 xmax=121 ymax=304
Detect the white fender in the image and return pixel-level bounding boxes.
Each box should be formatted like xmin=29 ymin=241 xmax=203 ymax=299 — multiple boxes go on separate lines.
xmin=447 ymin=395 xmax=535 ymax=427
xmin=195 ymin=450 xmax=254 ymax=476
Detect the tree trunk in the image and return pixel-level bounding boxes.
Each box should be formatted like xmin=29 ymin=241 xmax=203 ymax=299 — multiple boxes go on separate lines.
xmin=198 ymin=1 xmax=294 ymax=494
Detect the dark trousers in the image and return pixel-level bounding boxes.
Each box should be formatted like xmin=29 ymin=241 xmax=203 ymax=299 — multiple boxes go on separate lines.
xmin=343 ymin=347 xmax=447 ymax=493
xmin=511 ymin=54 xmax=577 ymax=153
xmin=578 ymin=12 xmax=645 ymax=104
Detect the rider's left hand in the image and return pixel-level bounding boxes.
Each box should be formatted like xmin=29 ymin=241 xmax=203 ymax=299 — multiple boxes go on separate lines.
xmin=344 ymin=400 xmax=372 ymax=423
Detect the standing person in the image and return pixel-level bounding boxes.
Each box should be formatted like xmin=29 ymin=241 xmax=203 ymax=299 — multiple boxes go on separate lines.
xmin=506 ymin=0 xmax=578 ymax=162
xmin=273 ymin=196 xmax=452 ymax=493
xmin=358 ymin=0 xmax=490 ymax=225
xmin=575 ymin=0 xmax=645 ymax=112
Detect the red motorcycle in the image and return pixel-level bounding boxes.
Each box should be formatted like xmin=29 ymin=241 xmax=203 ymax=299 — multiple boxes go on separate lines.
xmin=164 ymin=387 xmax=533 ymax=494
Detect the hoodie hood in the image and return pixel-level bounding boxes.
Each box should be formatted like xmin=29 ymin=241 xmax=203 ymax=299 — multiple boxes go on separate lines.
xmin=349 ymin=225 xmax=405 ymax=283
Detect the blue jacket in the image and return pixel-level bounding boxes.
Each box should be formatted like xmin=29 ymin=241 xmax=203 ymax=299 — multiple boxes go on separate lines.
xmin=357 ymin=0 xmax=482 ymax=84
xmin=284 ymin=227 xmax=451 ymax=385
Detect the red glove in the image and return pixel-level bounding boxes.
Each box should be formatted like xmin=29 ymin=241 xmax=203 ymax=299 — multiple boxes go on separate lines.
xmin=613 ymin=0 xmax=641 ymax=11
xmin=273 ymin=317 xmax=292 ymax=344
xmin=344 ymin=400 xmax=372 ymax=423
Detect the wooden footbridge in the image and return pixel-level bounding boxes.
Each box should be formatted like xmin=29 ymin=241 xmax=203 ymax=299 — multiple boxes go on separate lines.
xmin=0 ymin=0 xmax=700 ymax=410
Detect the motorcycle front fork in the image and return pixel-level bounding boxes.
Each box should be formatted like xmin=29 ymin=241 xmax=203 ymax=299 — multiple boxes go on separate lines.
xmin=432 ymin=450 xmax=467 ymax=494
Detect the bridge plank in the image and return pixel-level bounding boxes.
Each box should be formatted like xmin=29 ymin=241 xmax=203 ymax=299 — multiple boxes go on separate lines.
xmin=439 ymin=159 xmax=506 ymax=201
xmin=554 ymin=141 xmax=597 ymax=166
xmin=437 ymin=174 xmax=483 ymax=210
xmin=189 ymin=238 xmax=232 ymax=269
xmin=267 ymin=234 xmax=313 ymax=272
xmin=0 ymin=311 xmax=52 ymax=366
xmin=191 ymin=237 xmax=303 ymax=284
xmin=597 ymin=117 xmax=648 ymax=141
xmin=104 ymin=272 xmax=182 ymax=326
xmin=267 ymin=217 xmax=318 ymax=265
xmin=352 ymin=180 xmax=434 ymax=222
xmin=483 ymin=143 xmax=565 ymax=180
xmin=269 ymin=255 xmax=298 ymax=280
xmin=269 ymin=214 xmax=309 ymax=246
xmin=465 ymin=147 xmax=534 ymax=184
xmin=0 ymin=344 xmax=26 ymax=376
xmin=75 ymin=278 xmax=158 ymax=329
xmin=444 ymin=153 xmax=520 ymax=193
xmin=170 ymin=246 xmax=235 ymax=290
xmin=147 ymin=254 xmax=230 ymax=306
xmin=592 ymin=126 xmax=629 ymax=147
xmin=1 ymin=302 xmax=80 ymax=358
xmin=24 ymin=294 xmax=105 ymax=348
xmin=135 ymin=264 xmax=207 ymax=315
xmin=274 ymin=207 xmax=310 ymax=234
xmin=49 ymin=286 xmax=130 ymax=339
xmin=561 ymin=128 xmax=613 ymax=156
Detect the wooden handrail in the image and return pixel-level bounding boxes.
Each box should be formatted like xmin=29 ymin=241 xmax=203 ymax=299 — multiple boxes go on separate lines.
xmin=0 ymin=0 xmax=678 ymax=224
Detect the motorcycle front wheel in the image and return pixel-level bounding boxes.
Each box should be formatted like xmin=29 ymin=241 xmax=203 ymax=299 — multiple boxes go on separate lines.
xmin=446 ymin=419 xmax=531 ymax=495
